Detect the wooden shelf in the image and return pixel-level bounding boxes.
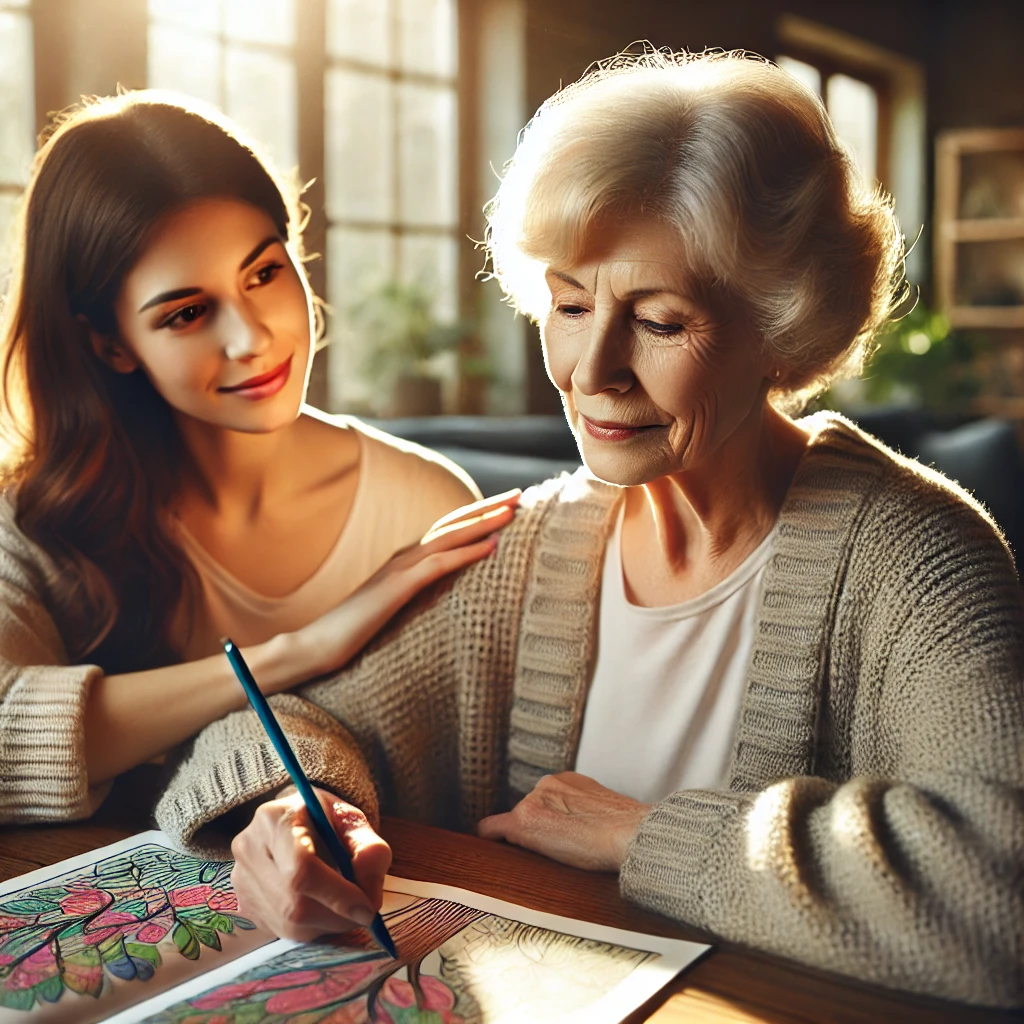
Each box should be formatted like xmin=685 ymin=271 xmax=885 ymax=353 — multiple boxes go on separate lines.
xmin=948 ymin=305 xmax=1024 ymax=329
xmin=935 ymin=128 xmax=1024 ymax=325
xmin=944 ymin=217 xmax=1024 ymax=242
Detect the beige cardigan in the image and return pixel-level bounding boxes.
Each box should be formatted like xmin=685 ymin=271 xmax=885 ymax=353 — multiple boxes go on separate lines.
xmin=1 ymin=413 xmax=1022 ymax=1005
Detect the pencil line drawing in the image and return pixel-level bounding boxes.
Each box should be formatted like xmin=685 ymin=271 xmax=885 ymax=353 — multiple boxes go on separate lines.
xmin=136 ymin=894 xmax=659 ymax=1023
xmin=0 ymin=843 xmax=257 ymax=1014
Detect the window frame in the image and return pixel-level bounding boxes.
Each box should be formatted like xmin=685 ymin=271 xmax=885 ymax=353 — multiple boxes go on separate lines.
xmin=779 ymin=44 xmax=892 ymax=189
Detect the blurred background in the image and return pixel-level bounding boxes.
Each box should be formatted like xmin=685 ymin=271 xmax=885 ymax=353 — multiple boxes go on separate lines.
xmin=3 ymin=0 xmax=1024 ymax=545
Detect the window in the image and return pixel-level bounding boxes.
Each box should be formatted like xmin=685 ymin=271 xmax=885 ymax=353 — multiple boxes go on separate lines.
xmin=147 ymin=0 xmax=299 ymax=173
xmin=324 ymin=0 xmax=459 ymax=409
xmin=0 ymin=0 xmax=33 ymax=275
xmin=778 ymin=53 xmax=883 ymax=185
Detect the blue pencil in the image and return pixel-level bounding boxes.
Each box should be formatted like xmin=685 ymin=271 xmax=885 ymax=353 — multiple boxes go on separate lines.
xmin=220 ymin=637 xmax=398 ymax=959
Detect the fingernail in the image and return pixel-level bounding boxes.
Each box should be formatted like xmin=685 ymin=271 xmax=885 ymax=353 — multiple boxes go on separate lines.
xmin=350 ymin=905 xmax=374 ymax=927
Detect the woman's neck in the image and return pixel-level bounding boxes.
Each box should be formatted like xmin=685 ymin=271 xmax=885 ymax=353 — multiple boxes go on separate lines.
xmin=620 ymin=403 xmax=808 ymax=605
xmin=173 ymin=411 xmax=306 ymax=520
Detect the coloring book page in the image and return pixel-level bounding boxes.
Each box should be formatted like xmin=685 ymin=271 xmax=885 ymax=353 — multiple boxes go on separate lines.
xmin=0 ymin=831 xmax=274 ymax=1023
xmin=1 ymin=834 xmax=709 ymax=1024
xmin=110 ymin=876 xmax=710 ymax=1024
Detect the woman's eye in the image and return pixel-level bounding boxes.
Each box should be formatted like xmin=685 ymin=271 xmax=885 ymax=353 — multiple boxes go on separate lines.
xmin=557 ymin=304 xmax=589 ymax=319
xmin=163 ymin=304 xmax=206 ymax=330
xmin=637 ymin=318 xmax=685 ymax=336
xmin=251 ymin=262 xmax=284 ymax=287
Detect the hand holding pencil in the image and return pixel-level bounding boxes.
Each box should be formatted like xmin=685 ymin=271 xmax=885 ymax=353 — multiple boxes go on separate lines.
xmin=223 ymin=639 xmax=395 ymax=952
xmin=229 ymin=782 xmax=393 ymax=946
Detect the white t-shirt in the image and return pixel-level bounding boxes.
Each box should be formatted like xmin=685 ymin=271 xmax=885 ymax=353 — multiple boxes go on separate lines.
xmin=574 ymin=509 xmax=777 ymax=804
xmin=176 ymin=419 xmax=478 ymax=661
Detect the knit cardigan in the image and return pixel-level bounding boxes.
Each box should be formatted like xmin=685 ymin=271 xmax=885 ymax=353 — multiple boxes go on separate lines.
xmin=1 ymin=413 xmax=1021 ymax=1005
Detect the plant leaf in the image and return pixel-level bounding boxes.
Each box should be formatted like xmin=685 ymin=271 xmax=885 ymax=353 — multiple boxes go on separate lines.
xmin=172 ymin=922 xmax=200 ymax=961
xmin=0 ymin=898 xmax=59 ymax=916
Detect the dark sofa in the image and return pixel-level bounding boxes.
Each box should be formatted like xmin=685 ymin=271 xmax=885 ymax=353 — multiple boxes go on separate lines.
xmin=368 ymin=410 xmax=1024 ymax=564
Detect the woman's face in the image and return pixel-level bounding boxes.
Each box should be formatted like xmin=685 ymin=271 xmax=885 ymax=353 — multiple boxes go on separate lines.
xmin=541 ymin=217 xmax=772 ymax=486
xmin=107 ymin=197 xmax=313 ymax=435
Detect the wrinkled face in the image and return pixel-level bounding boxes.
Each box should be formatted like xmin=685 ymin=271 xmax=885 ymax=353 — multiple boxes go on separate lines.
xmin=110 ymin=197 xmax=313 ymax=435
xmin=541 ymin=217 xmax=772 ymax=486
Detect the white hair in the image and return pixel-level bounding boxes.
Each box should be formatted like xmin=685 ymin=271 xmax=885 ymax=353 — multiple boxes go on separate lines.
xmin=484 ymin=48 xmax=905 ymax=410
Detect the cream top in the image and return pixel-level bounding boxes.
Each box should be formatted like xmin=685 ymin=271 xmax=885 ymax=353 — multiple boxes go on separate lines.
xmin=176 ymin=418 xmax=479 ymax=660
xmin=574 ymin=507 xmax=777 ymax=803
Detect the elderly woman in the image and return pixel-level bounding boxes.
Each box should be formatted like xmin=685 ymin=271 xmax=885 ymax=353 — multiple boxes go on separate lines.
xmin=156 ymin=51 xmax=1024 ymax=1006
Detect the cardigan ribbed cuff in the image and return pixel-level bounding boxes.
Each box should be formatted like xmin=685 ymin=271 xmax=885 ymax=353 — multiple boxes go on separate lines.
xmin=620 ymin=789 xmax=752 ymax=927
xmin=0 ymin=663 xmax=105 ymax=822
xmin=155 ymin=700 xmax=380 ymax=860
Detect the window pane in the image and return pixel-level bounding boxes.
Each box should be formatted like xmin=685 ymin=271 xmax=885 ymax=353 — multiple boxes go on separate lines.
xmin=827 ymin=73 xmax=877 ymax=183
xmin=325 ymin=68 xmax=394 ymax=222
xmin=0 ymin=10 xmax=34 ymax=186
xmin=777 ymin=55 xmax=821 ymax=98
xmin=397 ymin=82 xmax=456 ymax=227
xmin=398 ymin=232 xmax=458 ymax=321
xmin=224 ymin=0 xmax=295 ymax=46
xmin=0 ymin=191 xmax=22 ymax=279
xmin=148 ymin=23 xmax=221 ymax=106
xmin=326 ymin=225 xmax=394 ymax=410
xmin=397 ymin=0 xmax=456 ymax=78
xmin=225 ymin=45 xmax=298 ymax=171
xmin=147 ymin=0 xmax=220 ymax=33
xmin=327 ymin=0 xmax=391 ymax=67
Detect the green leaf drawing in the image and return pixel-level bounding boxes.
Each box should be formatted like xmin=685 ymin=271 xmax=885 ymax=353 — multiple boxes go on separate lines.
xmin=0 ymin=984 xmax=35 ymax=1011
xmin=34 ymin=973 xmax=64 ymax=1004
xmin=0 ymin=897 xmax=59 ymax=915
xmin=171 ymin=922 xmax=200 ymax=961
xmin=125 ymin=942 xmax=162 ymax=968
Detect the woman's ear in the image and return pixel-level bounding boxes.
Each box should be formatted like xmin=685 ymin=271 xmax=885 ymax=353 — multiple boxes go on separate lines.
xmin=79 ymin=316 xmax=139 ymax=374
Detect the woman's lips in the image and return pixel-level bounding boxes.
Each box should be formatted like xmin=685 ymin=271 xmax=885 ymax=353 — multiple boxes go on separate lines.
xmin=219 ymin=356 xmax=292 ymax=400
xmin=580 ymin=415 xmax=660 ymax=442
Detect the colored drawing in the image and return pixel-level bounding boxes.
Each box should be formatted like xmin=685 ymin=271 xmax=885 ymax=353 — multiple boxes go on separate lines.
xmin=0 ymin=834 xmax=272 ymax=1023
xmin=135 ymin=892 xmax=659 ymax=1023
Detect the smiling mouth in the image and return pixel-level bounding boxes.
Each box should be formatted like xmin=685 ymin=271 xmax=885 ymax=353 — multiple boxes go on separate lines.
xmin=580 ymin=415 xmax=662 ymax=441
xmin=218 ymin=356 xmax=293 ymax=395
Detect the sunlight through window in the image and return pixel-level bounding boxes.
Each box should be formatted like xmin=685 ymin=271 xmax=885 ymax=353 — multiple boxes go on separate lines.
xmin=147 ymin=0 xmax=299 ymax=172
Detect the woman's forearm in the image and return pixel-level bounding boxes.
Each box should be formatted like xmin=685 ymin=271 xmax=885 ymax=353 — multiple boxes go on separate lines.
xmin=82 ymin=632 xmax=302 ymax=784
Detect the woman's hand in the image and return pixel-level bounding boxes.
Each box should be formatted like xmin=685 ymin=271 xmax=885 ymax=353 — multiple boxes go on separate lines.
xmin=230 ymin=787 xmax=391 ymax=942
xmin=477 ymin=772 xmax=652 ymax=872
xmin=278 ymin=489 xmax=520 ymax=686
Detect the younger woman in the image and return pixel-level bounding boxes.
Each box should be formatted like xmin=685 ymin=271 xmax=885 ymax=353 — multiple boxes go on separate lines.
xmin=0 ymin=92 xmax=515 ymax=826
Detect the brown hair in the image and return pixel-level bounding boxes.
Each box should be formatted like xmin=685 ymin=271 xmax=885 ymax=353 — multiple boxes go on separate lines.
xmin=0 ymin=91 xmax=307 ymax=672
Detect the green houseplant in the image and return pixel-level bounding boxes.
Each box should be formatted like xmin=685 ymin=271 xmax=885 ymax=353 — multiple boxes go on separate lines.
xmin=348 ymin=279 xmax=480 ymax=416
xmin=822 ymin=302 xmax=987 ymax=415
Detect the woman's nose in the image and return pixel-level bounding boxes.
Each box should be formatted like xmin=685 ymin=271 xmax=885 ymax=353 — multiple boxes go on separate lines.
xmin=221 ymin=301 xmax=272 ymax=361
xmin=571 ymin=310 xmax=634 ymax=396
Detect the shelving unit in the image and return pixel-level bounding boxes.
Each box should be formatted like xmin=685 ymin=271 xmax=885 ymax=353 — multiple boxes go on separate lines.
xmin=935 ymin=127 xmax=1024 ymax=326
xmin=934 ymin=128 xmax=1024 ymax=419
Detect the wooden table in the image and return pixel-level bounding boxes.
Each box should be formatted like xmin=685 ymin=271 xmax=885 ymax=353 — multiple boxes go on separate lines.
xmin=0 ymin=778 xmax=1013 ymax=1024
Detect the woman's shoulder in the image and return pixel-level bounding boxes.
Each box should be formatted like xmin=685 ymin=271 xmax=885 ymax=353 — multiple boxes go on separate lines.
xmin=0 ymin=487 xmax=65 ymax=601
xmin=310 ymin=411 xmax=481 ymax=509
xmin=797 ymin=410 xmax=1016 ymax=576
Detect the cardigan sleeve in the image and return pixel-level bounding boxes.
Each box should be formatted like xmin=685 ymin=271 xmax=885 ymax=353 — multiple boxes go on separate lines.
xmin=154 ymin=576 xmax=470 ymax=859
xmin=153 ymin=693 xmax=382 ymax=860
xmin=0 ymin=505 xmax=108 ymax=823
xmin=619 ymin=485 xmax=1024 ymax=1008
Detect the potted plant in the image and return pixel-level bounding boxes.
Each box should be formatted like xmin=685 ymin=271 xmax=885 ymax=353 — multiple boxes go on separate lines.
xmin=349 ymin=278 xmax=479 ymax=417
xmin=822 ymin=302 xmax=987 ymax=416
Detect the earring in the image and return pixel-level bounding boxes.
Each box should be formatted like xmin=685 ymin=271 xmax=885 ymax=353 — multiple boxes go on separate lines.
xmin=770 ymin=367 xmax=782 ymax=382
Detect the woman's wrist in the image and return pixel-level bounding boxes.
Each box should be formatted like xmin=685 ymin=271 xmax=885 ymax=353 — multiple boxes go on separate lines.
xmin=242 ymin=631 xmax=310 ymax=697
